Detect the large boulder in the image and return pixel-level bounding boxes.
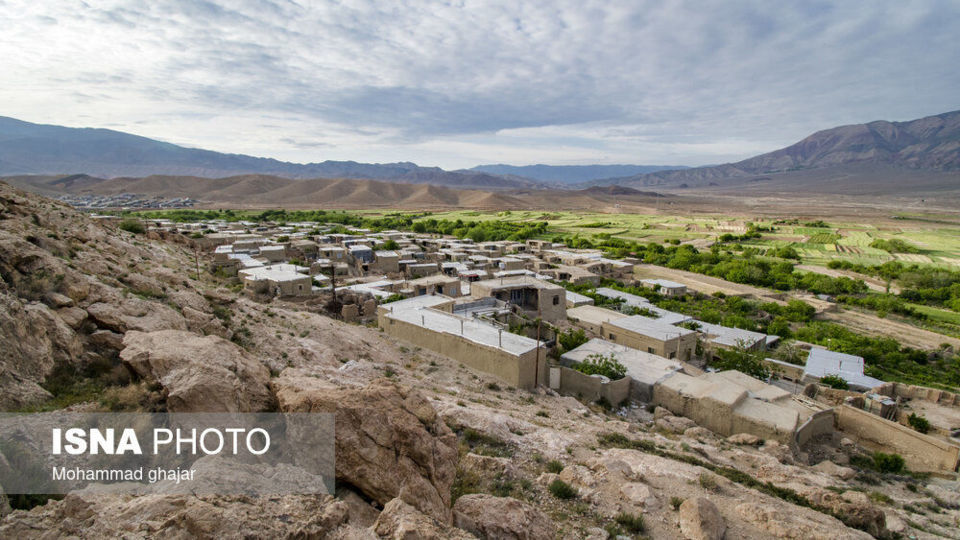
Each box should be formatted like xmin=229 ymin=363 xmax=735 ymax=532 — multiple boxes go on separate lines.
xmin=120 ymin=330 xmax=274 ymax=412
xmin=374 ymin=498 xmax=475 ymax=539
xmin=274 ymin=375 xmax=458 ymax=523
xmin=0 ymin=292 xmax=83 ymax=409
xmin=679 ymin=497 xmax=725 ymax=540
xmin=452 ymin=494 xmax=555 ymax=540
xmin=736 ymin=502 xmax=872 ymax=539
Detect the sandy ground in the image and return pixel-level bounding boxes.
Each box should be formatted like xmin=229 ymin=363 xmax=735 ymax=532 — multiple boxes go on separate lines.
xmin=633 ymin=264 xmax=787 ymax=301
xmin=821 ymin=310 xmax=960 ymax=350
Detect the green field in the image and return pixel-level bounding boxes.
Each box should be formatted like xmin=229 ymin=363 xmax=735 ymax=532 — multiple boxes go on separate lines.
xmin=402 ymin=210 xmax=960 ymax=270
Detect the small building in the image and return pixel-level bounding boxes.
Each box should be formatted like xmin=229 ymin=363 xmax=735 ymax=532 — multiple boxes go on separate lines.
xmin=373 ymin=250 xmax=400 ymax=273
xmin=378 ymin=297 xmax=549 ymax=389
xmin=565 ymin=290 xmax=595 ymax=308
xmin=259 ymin=245 xmax=287 ymax=263
xmin=404 ymin=274 xmax=464 ymax=298
xmin=803 ymin=348 xmax=884 ymax=391
xmin=640 ymin=278 xmax=688 ymax=297
xmin=693 ymin=321 xmax=768 ymax=356
xmin=239 ymin=264 xmax=313 ymax=297
xmin=470 ymin=276 xmax=567 ymax=323
xmin=602 ymin=315 xmax=697 ymax=361
xmin=561 ymin=339 xmax=683 ymax=402
xmin=566 ymin=305 xmax=628 ymax=334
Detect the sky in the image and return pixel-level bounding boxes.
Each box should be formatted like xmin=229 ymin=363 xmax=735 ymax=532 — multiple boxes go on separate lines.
xmin=1 ymin=1 xmax=958 ymax=169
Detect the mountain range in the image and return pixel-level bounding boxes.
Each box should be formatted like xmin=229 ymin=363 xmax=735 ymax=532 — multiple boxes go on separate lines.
xmin=0 ymin=116 xmax=546 ymax=190
xmin=601 ymin=110 xmax=960 ymax=189
xmin=1 ymin=110 xmax=959 ymax=195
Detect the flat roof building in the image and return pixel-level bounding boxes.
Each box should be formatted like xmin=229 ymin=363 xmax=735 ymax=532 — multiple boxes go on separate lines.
xmin=804 ymin=348 xmax=884 ymax=391
xmin=561 ymin=339 xmax=683 ymax=402
xmin=471 ymin=276 xmax=566 ymax=323
xmin=602 ymin=315 xmax=697 ymax=362
xmin=378 ymin=297 xmax=548 ymax=389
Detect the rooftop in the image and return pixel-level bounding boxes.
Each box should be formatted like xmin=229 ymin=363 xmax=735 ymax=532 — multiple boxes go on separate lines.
xmin=804 ymin=347 xmax=883 ymax=390
xmin=607 ymin=315 xmax=696 ymax=341
xmin=384 ymin=307 xmax=542 ymax=356
xmin=561 ymin=339 xmax=682 ymax=386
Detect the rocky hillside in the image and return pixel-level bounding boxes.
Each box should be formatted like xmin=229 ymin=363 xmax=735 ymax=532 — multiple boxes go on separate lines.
xmin=603 ymin=110 xmax=960 ymax=189
xmin=1 ymin=182 xmax=958 ymax=538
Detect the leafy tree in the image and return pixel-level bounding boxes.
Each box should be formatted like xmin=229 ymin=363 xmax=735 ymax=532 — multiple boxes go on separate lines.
xmin=710 ymin=341 xmax=770 ymax=380
xmin=573 ymin=353 xmax=627 ymax=380
xmin=557 ymin=328 xmax=589 ymax=355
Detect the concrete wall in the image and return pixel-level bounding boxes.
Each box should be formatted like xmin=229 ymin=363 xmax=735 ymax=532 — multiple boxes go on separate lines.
xmin=795 ymin=408 xmax=835 ymax=447
xmin=379 ymin=313 xmax=548 ymax=390
xmin=835 ymin=404 xmax=960 ymax=472
xmin=549 ymin=366 xmax=631 ymax=406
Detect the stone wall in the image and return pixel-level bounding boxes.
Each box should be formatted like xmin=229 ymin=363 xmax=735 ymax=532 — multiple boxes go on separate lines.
xmin=875 ymin=382 xmax=960 ymax=407
xmin=549 ymin=366 xmax=631 ymax=406
xmin=835 ymin=404 xmax=960 ymax=472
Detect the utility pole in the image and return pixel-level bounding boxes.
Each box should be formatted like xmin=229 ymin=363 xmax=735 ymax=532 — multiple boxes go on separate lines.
xmin=535 ymin=294 xmax=542 ymax=388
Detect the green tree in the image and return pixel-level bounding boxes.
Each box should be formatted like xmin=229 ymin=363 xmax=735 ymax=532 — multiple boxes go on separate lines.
xmin=573 ymin=353 xmax=627 ymax=380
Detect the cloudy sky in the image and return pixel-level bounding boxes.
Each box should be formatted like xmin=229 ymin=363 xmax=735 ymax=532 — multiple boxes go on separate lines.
xmin=1 ymin=1 xmax=958 ymax=169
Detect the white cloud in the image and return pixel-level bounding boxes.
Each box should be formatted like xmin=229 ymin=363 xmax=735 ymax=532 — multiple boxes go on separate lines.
xmin=0 ymin=0 xmax=957 ymax=168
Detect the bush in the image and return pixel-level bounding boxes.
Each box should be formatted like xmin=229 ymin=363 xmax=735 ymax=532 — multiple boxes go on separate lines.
xmin=699 ymin=472 xmax=718 ymax=491
xmin=873 ymin=452 xmax=905 ymax=474
xmin=118 ymin=219 xmax=145 ymax=234
xmin=572 ymin=352 xmax=627 ymax=380
xmin=548 ymin=479 xmax=577 ymax=499
xmin=819 ymin=374 xmax=849 ymax=390
xmin=614 ymin=512 xmax=646 ymax=533
xmin=546 ymin=460 xmax=564 ymax=473
xmin=670 ymin=496 xmax=685 ymax=510
xmin=908 ymin=413 xmax=931 ymax=434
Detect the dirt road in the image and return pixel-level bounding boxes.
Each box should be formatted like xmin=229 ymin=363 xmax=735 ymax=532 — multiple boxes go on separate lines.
xmin=796 ymin=264 xmax=900 ymax=294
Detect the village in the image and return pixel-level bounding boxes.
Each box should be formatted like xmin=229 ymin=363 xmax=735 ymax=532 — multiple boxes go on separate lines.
xmin=143 ymin=215 xmax=960 ymax=476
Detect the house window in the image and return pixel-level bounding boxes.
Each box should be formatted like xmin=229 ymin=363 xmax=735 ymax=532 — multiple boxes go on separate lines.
xmin=647 ymin=347 xmax=655 ymax=354
xmin=552 ymin=296 xmax=559 ymax=306
xmin=669 ymin=352 xmax=676 ymax=359
xmin=609 ymin=333 xmax=615 ymax=340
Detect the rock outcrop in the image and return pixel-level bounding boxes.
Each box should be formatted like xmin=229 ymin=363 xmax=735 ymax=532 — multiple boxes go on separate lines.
xmin=0 ymin=492 xmax=355 ymax=538
xmin=679 ymin=497 xmax=726 ymax=540
xmin=274 ymin=375 xmax=458 ymax=523
xmin=452 ymin=494 xmax=555 ymax=540
xmin=374 ymin=498 xmax=475 ymax=539
xmin=120 ymin=330 xmax=274 ymax=412
xmin=736 ymin=502 xmax=872 ymax=539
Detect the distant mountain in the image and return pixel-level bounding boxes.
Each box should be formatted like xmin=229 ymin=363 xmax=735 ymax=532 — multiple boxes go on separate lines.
xmin=469 ymin=163 xmax=687 ymax=184
xmin=599 ymin=110 xmax=960 ymax=188
xmin=0 ymin=116 xmax=547 ymax=190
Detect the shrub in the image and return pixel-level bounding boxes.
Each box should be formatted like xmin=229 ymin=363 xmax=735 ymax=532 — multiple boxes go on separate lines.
xmin=873 ymin=452 xmax=905 ymax=474
xmin=819 ymin=374 xmax=849 ymax=390
xmin=573 ymin=352 xmax=627 ymax=380
xmin=546 ymin=460 xmax=564 ymax=473
xmin=548 ymin=479 xmax=577 ymax=499
xmin=118 ymin=219 xmax=145 ymax=234
xmin=908 ymin=413 xmax=931 ymax=434
xmin=614 ymin=512 xmax=646 ymax=534
xmin=699 ymin=472 xmax=718 ymax=491
xmin=670 ymin=496 xmax=685 ymax=510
